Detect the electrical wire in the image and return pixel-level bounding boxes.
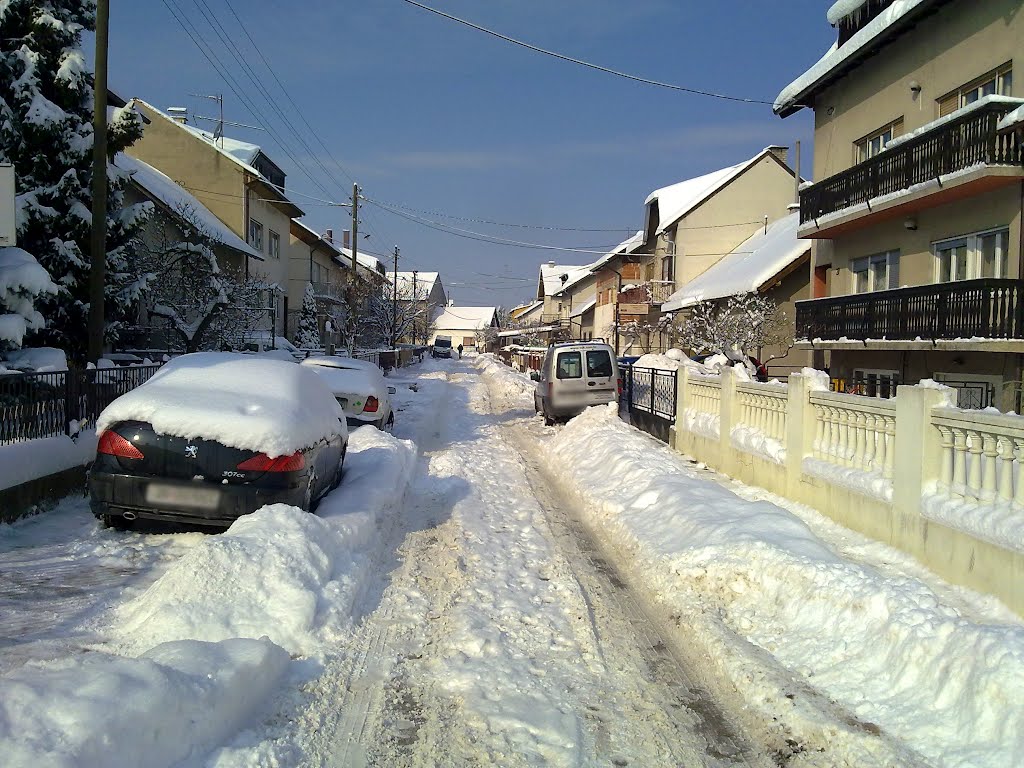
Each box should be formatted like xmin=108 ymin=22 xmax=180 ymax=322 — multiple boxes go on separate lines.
xmin=399 ymin=0 xmax=777 ymax=105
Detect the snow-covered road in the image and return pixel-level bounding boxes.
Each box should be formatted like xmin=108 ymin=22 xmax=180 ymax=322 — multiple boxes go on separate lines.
xmin=1 ymin=355 xmax=1022 ymax=767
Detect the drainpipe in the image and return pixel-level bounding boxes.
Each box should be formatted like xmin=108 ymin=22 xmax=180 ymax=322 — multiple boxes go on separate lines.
xmin=242 ymin=179 xmax=250 ymax=281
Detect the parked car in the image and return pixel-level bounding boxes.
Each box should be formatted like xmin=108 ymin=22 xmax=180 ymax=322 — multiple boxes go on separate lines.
xmin=432 ymin=335 xmax=453 ymax=359
xmin=301 ymin=356 xmax=397 ymax=431
xmin=531 ymin=341 xmax=619 ymax=426
xmin=236 ymin=332 xmax=306 ymax=361
xmin=89 ymin=353 xmax=348 ymax=530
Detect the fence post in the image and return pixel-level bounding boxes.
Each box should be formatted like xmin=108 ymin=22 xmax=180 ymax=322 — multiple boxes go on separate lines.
xmin=671 ymin=365 xmax=690 ymax=451
xmin=63 ymin=371 xmax=75 ymax=436
xmin=720 ymin=366 xmax=738 ymax=472
xmin=785 ymin=372 xmax=819 ymax=497
xmin=893 ymin=383 xmax=955 ymax=521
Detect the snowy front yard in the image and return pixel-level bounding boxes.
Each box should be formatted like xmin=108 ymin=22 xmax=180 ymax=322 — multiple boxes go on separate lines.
xmin=1 ymin=356 xmax=1022 ymax=767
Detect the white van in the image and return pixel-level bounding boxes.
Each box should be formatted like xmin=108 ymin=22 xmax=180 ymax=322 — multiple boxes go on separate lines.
xmin=531 ymin=341 xmax=619 ymax=425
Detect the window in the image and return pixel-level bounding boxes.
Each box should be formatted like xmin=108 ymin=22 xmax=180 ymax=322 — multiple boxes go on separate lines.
xmin=556 ymin=351 xmax=583 ymax=379
xmin=937 ymin=64 xmax=1013 ymax=117
xmin=854 ymin=118 xmax=903 ymax=163
xmin=850 ymin=369 xmax=899 ymax=399
xmin=248 ymin=219 xmax=263 ymax=251
xmin=586 ymin=350 xmax=613 ymax=378
xmin=661 ymin=254 xmax=674 ymax=283
xmin=268 ymin=230 xmax=280 ymax=259
xmin=935 ymin=228 xmax=1010 ymax=282
xmin=851 ymin=250 xmax=899 ymax=293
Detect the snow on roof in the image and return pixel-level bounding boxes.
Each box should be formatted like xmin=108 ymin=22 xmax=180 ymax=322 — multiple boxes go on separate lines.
xmin=540 ymin=264 xmax=590 ymax=297
xmin=388 ymin=271 xmax=440 ymax=300
xmin=827 ymin=0 xmax=870 ymax=24
xmin=569 ymin=297 xmax=596 ymax=318
xmin=432 ymin=306 xmax=496 ymax=331
xmin=510 ymin=300 xmax=542 ymax=316
xmin=662 ymin=213 xmax=809 ymax=312
xmin=96 ymin=352 xmax=345 ymax=457
xmin=774 ymin=0 xmax=935 ymax=115
xmin=590 ymin=230 xmax=645 ymax=272
xmin=181 ymin=123 xmax=262 ymax=167
xmin=645 ymin=148 xmax=783 ymax=235
xmin=116 ymin=153 xmax=259 ymax=259
xmin=339 ymin=248 xmax=385 ymax=277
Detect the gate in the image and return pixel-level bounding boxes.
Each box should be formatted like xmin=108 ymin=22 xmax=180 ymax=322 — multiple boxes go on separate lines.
xmin=625 ymin=366 xmax=677 ymax=443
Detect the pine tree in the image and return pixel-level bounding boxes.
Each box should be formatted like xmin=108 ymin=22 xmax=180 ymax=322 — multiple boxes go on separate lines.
xmin=0 ymin=0 xmax=148 ymax=361
xmin=296 ymin=282 xmax=321 ymax=349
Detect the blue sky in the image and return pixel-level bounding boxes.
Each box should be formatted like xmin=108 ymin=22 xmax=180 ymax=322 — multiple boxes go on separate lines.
xmin=107 ymin=0 xmax=834 ymax=308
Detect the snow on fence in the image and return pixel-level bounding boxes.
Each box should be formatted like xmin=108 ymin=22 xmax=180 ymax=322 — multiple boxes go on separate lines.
xmin=668 ymin=366 xmax=1024 ymax=614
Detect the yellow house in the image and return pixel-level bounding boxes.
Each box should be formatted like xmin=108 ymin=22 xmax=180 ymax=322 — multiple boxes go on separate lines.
xmin=125 ymin=100 xmax=304 ymax=338
xmin=775 ymin=0 xmax=1024 ymax=408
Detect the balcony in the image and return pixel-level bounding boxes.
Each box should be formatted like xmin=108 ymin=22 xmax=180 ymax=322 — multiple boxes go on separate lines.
xmin=619 ymin=280 xmax=675 ymax=307
xmin=796 ymin=279 xmax=1024 ymax=344
xmin=311 ymin=281 xmax=344 ymax=304
xmin=800 ymin=100 xmax=1024 ymax=235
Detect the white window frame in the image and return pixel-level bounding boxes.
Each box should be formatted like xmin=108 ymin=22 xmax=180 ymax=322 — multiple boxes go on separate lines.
xmin=854 ymin=118 xmax=903 ymax=163
xmin=850 ymin=250 xmax=899 ymax=294
xmin=934 ymin=227 xmax=1011 ymax=283
xmin=248 ymin=218 xmax=264 ymax=252
xmin=268 ymin=229 xmax=280 ymax=259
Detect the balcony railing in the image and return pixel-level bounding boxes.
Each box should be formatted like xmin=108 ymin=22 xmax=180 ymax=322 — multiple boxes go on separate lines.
xmin=619 ymin=280 xmax=676 ymax=306
xmin=800 ymin=101 xmax=1024 ymax=224
xmin=311 ymin=281 xmax=344 ymax=303
xmin=796 ymin=279 xmax=1024 ymax=342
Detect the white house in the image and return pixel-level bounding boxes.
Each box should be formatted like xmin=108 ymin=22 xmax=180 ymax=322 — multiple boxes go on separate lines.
xmin=429 ymin=306 xmax=499 ymax=350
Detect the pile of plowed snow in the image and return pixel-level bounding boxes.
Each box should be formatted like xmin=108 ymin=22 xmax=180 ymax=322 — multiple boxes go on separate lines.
xmin=475 ymin=354 xmax=535 ymax=409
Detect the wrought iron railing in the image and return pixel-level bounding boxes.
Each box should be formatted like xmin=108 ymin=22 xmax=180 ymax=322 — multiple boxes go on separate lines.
xmin=800 ymin=101 xmax=1024 ymax=224
xmin=797 ymin=279 xmax=1024 ymax=342
xmin=0 ymin=364 xmax=163 ymax=445
xmin=624 ymin=365 xmax=677 ymax=442
xmin=311 ymin=281 xmax=345 ymax=303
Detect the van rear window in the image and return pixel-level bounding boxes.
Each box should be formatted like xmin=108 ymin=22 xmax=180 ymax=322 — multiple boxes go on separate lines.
xmin=556 ymin=352 xmax=582 ymax=379
xmin=586 ymin=351 xmax=613 ymax=378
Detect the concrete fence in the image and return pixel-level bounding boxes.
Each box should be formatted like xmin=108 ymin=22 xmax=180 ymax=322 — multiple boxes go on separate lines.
xmin=669 ymin=366 xmax=1024 ymax=615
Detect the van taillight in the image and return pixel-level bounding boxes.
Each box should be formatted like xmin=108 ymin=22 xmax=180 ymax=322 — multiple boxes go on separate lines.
xmin=97 ymin=430 xmax=144 ymax=460
xmin=237 ymin=451 xmax=306 ymax=472
xmin=363 ymin=396 xmax=379 ymax=413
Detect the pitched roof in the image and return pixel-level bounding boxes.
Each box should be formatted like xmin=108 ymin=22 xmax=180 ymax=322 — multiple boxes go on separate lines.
xmin=388 ymin=271 xmax=441 ymax=300
xmin=645 ymin=148 xmax=789 ymax=235
xmin=590 ymin=230 xmax=645 ymax=272
xmin=662 ymin=213 xmax=809 ymax=311
xmin=432 ymin=306 xmax=497 ymax=331
xmin=115 ymin=152 xmax=260 ymax=259
xmin=539 ymin=263 xmax=590 ymax=298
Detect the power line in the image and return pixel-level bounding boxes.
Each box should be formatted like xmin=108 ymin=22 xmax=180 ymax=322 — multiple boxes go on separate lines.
xmin=399 ymin=0 xmax=776 ymax=105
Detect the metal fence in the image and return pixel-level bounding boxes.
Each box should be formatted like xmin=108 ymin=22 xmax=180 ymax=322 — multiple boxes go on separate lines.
xmin=0 ymin=364 xmax=163 ymax=445
xmin=624 ymin=365 xmax=677 ymax=442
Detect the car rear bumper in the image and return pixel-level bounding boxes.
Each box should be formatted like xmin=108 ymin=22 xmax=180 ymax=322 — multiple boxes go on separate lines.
xmin=89 ymin=471 xmax=306 ymax=526
xmin=547 ymin=395 xmax=618 ymax=419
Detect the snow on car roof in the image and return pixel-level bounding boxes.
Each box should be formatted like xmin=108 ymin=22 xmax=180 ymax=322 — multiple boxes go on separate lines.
xmin=96 ymin=353 xmax=344 ymax=456
xmin=305 ymin=365 xmax=385 ymax=397
xmin=300 ymin=356 xmax=382 ymax=375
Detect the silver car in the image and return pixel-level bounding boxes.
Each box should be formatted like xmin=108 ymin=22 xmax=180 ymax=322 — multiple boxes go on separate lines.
xmin=531 ymin=342 xmax=619 ymax=425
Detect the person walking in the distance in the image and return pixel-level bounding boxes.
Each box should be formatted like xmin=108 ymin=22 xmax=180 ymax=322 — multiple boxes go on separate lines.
xmin=457 ymin=343 xmax=464 ymax=359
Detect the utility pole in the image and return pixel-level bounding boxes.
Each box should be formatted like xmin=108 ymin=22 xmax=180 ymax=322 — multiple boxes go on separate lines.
xmin=87 ymin=0 xmax=110 ymax=364
xmin=412 ymin=270 xmax=419 ymax=345
xmin=391 ymin=245 xmax=399 ymax=349
xmin=349 ymin=182 xmax=359 ymax=354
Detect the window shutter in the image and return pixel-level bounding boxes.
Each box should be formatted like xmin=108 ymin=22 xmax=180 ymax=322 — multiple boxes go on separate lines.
xmin=938 ymin=93 xmax=959 ymax=117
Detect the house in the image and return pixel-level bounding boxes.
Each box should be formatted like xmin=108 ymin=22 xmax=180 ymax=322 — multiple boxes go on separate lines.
xmin=775 ymin=0 xmax=1024 ymax=408
xmin=387 ymin=271 xmax=447 ymax=344
xmin=287 ymin=222 xmax=355 ymax=343
xmin=125 ymin=100 xmax=304 ymax=339
xmin=429 ymin=306 xmax=499 ymax=351
xmin=534 ymin=262 xmax=593 ymax=342
xmin=593 ymin=148 xmax=800 ymax=354
xmin=662 ymin=212 xmax=813 ymax=377
xmin=114 ymin=152 xmax=263 ymax=351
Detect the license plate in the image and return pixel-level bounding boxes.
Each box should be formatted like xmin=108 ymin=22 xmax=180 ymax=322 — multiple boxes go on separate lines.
xmin=145 ymin=483 xmax=221 ymax=510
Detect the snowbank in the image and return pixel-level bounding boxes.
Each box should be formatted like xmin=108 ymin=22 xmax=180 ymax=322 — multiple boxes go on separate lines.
xmin=113 ymin=427 xmax=417 ymax=656
xmin=0 ymin=430 xmax=96 ymax=491
xmin=2 ymin=346 xmax=67 ymax=372
xmin=0 ymin=638 xmax=289 ymax=768
xmin=96 ymin=352 xmax=344 ymax=457
xmin=475 ymin=353 xmax=534 ymax=409
xmin=545 ymin=405 xmax=1024 ymax=767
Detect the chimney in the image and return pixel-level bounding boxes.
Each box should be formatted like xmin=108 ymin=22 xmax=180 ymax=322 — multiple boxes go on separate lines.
xmin=767 ymin=145 xmax=789 ymax=165
xmin=323 ymin=228 xmax=333 ymax=244
xmin=547 ymin=260 xmax=556 ymax=267
xmin=342 ymin=230 xmax=351 ymax=249
xmin=166 ymin=107 xmax=188 ymax=124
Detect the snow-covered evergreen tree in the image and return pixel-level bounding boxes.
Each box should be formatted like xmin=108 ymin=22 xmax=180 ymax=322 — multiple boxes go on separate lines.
xmin=295 ymin=282 xmax=321 ymax=349
xmin=0 ymin=0 xmax=148 ymax=361
xmin=0 ymin=245 xmax=57 ymax=351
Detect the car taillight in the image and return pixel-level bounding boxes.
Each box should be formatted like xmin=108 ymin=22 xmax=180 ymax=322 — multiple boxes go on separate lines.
xmin=97 ymin=430 xmax=144 ymax=460
xmin=363 ymin=396 xmax=379 ymax=413
xmin=236 ymin=451 xmax=306 ymax=472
